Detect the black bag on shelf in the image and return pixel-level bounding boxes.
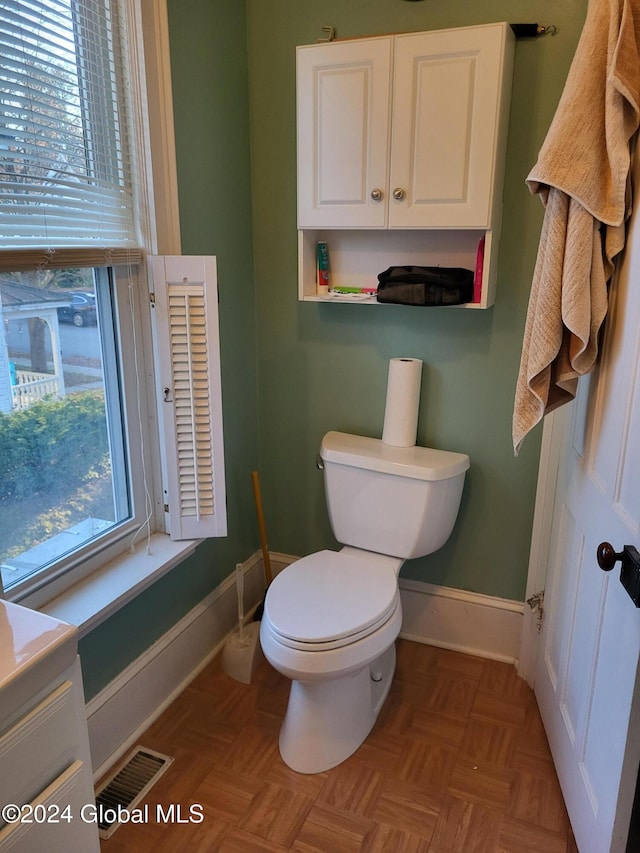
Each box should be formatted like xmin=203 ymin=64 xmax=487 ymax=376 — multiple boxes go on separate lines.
xmin=376 ymin=265 xmax=474 ymax=306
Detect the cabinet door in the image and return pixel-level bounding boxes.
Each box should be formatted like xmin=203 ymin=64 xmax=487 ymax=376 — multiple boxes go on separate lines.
xmin=297 ymin=38 xmax=391 ymax=228
xmin=389 ymin=24 xmax=511 ymax=229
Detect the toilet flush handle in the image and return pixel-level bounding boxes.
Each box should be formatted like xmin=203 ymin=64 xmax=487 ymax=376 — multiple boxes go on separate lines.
xmin=316 ymin=455 xmax=324 ymax=471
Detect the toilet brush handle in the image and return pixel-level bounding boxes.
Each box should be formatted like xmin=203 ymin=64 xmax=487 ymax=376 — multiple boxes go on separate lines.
xmin=251 ymin=471 xmax=273 ymax=586
xmin=236 ymin=563 xmax=245 ymax=640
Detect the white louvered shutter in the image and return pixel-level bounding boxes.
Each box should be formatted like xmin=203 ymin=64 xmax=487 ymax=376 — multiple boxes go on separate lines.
xmin=149 ymin=255 xmax=227 ymax=539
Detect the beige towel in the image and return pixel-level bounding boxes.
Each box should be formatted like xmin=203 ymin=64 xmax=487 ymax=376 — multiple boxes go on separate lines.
xmin=513 ymin=0 xmax=640 ymax=455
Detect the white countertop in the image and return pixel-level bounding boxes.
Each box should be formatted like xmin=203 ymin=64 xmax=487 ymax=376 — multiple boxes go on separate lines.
xmin=0 ymin=600 xmax=78 ymax=725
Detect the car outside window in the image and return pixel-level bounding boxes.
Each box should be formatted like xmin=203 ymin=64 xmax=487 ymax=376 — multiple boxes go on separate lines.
xmin=57 ymin=292 xmax=98 ymax=327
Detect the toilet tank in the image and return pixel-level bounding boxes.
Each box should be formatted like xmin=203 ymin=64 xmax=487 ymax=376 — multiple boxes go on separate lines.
xmin=320 ymin=431 xmax=469 ymax=559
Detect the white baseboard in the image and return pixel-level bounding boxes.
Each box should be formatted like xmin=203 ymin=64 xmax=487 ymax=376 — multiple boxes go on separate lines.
xmin=398 ymin=578 xmax=523 ymax=664
xmin=86 ymin=551 xmax=267 ymax=781
xmin=86 ymin=550 xmax=523 ymax=779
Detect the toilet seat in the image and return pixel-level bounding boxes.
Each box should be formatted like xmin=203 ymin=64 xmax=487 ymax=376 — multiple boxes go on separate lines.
xmin=264 ymin=550 xmax=399 ymax=651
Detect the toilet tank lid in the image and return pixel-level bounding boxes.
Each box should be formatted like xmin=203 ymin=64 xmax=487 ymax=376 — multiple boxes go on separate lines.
xmin=320 ymin=431 xmax=470 ymax=482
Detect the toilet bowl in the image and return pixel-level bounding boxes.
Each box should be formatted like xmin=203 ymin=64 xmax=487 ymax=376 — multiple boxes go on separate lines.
xmin=260 ymin=431 xmax=469 ymax=774
xmin=260 ymin=548 xmax=403 ymax=774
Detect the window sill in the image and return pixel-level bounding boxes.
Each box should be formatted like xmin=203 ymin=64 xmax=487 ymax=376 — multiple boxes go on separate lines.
xmin=39 ymin=534 xmax=198 ymax=638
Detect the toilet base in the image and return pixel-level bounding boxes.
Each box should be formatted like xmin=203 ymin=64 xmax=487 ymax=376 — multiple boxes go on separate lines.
xmin=278 ymin=643 xmax=396 ymax=774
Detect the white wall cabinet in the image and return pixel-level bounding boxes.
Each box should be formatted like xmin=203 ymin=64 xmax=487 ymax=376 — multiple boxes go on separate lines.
xmin=296 ymin=22 xmax=514 ymax=307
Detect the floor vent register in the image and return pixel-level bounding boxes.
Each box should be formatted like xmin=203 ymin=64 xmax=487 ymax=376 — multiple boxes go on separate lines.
xmin=94 ymin=746 xmax=174 ymax=839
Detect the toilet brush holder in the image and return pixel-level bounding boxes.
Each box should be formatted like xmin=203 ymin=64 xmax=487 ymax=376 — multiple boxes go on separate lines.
xmin=223 ymin=622 xmax=263 ymax=684
xmin=222 ymin=564 xmax=263 ymax=684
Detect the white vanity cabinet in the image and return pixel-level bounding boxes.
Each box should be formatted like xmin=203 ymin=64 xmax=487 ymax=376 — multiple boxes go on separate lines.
xmin=0 ymin=602 xmax=99 ymax=853
xmin=296 ymin=22 xmax=515 ymax=307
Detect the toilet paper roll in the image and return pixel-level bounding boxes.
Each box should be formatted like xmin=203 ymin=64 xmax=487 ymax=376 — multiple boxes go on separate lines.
xmin=382 ymin=358 xmax=423 ymax=447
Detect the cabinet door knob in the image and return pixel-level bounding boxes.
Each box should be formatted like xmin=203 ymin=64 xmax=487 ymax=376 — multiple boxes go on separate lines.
xmin=370 ymin=188 xmax=383 ymax=201
xmin=392 ymin=187 xmax=405 ymax=201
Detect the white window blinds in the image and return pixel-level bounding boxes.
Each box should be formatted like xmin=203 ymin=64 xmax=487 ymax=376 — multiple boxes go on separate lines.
xmin=149 ymin=255 xmax=227 ymax=541
xmin=0 ymin=0 xmax=138 ymax=249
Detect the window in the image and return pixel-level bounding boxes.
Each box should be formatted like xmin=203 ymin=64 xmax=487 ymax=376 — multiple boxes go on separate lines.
xmin=0 ymin=1 xmax=226 ymax=603
xmin=0 ymin=264 xmax=154 ymax=598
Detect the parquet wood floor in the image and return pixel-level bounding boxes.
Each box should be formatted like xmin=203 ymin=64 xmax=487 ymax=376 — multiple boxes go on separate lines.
xmin=99 ymin=640 xmax=578 ymax=852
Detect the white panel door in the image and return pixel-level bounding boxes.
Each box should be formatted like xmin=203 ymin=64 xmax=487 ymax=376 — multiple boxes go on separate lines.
xmin=390 ymin=24 xmax=508 ymax=229
xmin=296 ymin=38 xmax=391 ymax=228
xmin=535 ymin=159 xmax=640 ymax=852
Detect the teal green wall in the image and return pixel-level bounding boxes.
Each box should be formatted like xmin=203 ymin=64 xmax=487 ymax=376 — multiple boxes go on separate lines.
xmin=79 ymin=0 xmax=258 ymax=700
xmin=246 ymin=0 xmax=586 ymax=601
xmin=79 ymin=0 xmax=589 ymax=699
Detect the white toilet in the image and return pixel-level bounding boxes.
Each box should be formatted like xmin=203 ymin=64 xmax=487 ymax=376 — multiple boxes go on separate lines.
xmin=259 ymin=430 xmax=469 ymax=774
